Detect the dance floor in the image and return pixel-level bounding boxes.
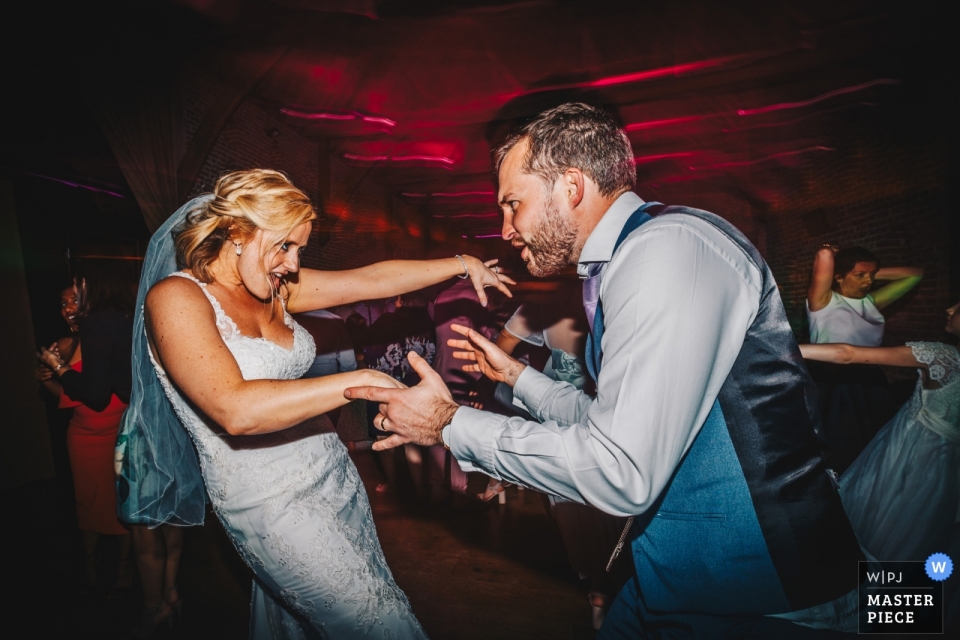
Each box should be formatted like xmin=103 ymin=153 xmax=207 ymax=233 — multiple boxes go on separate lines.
xmin=7 ymin=445 xmax=599 ymax=639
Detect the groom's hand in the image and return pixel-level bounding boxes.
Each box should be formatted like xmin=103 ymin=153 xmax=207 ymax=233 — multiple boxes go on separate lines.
xmin=449 ymin=324 xmax=526 ymax=387
xmin=344 ymin=352 xmax=459 ymax=452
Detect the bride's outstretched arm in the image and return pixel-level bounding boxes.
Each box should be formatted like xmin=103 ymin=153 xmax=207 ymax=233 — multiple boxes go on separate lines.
xmin=146 ymin=277 xmax=402 ymax=436
xmin=284 ymin=256 xmax=514 ymax=312
xmin=799 ymin=343 xmax=922 ymax=368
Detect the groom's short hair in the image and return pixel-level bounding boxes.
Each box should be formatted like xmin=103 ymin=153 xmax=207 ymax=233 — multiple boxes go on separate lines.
xmin=493 ymin=102 xmax=636 ymax=198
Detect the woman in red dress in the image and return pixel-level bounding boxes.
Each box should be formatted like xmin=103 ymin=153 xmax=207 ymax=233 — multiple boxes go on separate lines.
xmin=40 ymin=261 xmax=137 ymax=595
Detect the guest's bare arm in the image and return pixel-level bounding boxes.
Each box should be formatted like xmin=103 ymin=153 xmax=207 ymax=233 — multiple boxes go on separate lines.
xmin=145 ymin=277 xmax=403 ymax=436
xmin=871 ymin=267 xmax=924 ymax=310
xmin=807 ymin=246 xmax=837 ymax=312
xmin=284 ymin=256 xmax=514 ymax=313
xmin=799 ymin=343 xmax=921 ymax=368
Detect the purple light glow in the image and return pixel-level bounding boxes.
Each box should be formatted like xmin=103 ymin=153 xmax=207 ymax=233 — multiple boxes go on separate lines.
xmin=24 ymin=172 xmax=125 ymax=198
xmin=737 ymin=79 xmax=899 ymax=116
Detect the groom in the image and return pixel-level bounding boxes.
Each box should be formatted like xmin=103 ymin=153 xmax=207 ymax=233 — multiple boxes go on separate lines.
xmin=347 ymin=103 xmax=862 ymax=636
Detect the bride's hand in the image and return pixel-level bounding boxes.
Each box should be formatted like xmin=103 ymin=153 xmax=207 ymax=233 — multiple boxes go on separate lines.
xmin=460 ymin=256 xmax=516 ymax=307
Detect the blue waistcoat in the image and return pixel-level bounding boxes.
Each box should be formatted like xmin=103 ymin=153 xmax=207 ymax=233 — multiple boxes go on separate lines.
xmin=588 ymin=205 xmax=863 ymax=615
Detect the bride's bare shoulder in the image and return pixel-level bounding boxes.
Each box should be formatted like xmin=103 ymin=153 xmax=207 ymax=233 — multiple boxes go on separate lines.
xmin=145 ymin=274 xmax=211 ymax=315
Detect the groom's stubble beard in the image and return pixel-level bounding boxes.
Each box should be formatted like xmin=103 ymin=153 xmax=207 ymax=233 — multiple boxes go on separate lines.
xmin=521 ymin=194 xmax=580 ymax=277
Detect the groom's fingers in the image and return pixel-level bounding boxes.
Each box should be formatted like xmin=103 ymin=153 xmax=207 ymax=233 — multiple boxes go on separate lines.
xmin=450 ymin=324 xmax=492 ymax=348
xmin=452 ymin=351 xmax=477 ymax=362
xmin=344 ymin=385 xmax=401 ymax=402
xmin=407 ymin=351 xmax=441 ymax=384
xmin=372 ymin=434 xmax=408 ymax=451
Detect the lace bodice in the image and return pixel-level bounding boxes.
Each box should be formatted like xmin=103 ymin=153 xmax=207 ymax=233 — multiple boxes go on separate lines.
xmin=907 ymin=342 xmax=960 ymax=438
xmin=171 ymin=272 xmax=316 ymax=381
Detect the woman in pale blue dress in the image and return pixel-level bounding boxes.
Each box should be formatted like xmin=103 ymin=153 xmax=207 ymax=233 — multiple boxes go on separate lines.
xmin=122 ymin=169 xmax=513 ymax=639
xmin=800 ymin=300 xmax=960 ymax=563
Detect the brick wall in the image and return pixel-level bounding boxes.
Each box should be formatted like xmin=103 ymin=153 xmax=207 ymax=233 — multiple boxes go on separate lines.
xmin=179 ymin=68 xmax=323 ymax=260
xmin=764 ymin=122 xmax=951 ymax=350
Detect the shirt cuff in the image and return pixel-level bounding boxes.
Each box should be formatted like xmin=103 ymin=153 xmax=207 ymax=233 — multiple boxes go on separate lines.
xmin=511 ymin=366 xmax=555 ymax=418
xmin=447 ymin=405 xmax=508 ymax=476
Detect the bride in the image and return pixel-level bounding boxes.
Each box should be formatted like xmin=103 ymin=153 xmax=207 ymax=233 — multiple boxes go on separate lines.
xmin=128 ymin=169 xmax=511 ymax=639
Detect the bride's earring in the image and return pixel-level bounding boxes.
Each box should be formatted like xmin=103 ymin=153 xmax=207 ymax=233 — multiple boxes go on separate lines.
xmin=234 ymin=242 xmax=242 ymax=256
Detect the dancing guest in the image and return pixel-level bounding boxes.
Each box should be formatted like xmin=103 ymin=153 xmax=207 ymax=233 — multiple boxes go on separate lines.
xmin=349 ymin=103 xmax=864 ymax=636
xmin=34 ymin=285 xmax=81 ymax=508
xmin=130 ymin=169 xmax=511 ymax=638
xmin=806 ymin=246 xmax=924 ymax=472
xmin=39 ymin=260 xmax=137 ymax=596
xmin=800 ymin=301 xmax=960 ymax=565
xmin=807 ymin=245 xmax=923 ymax=346
xmin=483 ymin=278 xmax=627 ymax=629
xmin=364 ymin=291 xmax=436 ymax=496
xmin=429 ymin=279 xmax=497 ymax=501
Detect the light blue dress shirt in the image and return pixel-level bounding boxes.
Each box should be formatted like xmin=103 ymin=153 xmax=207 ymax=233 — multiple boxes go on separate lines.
xmin=443 ymin=192 xmax=763 ymax=517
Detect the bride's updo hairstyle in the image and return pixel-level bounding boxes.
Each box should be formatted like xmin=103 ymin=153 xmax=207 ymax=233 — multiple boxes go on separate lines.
xmin=175 ymin=169 xmax=316 ymax=285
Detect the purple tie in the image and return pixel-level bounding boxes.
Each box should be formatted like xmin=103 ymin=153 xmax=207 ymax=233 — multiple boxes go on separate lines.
xmin=582 ymin=262 xmax=605 ymax=334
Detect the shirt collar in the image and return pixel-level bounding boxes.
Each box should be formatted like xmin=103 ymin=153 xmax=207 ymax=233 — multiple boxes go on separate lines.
xmin=577 ymin=192 xmax=645 ymax=277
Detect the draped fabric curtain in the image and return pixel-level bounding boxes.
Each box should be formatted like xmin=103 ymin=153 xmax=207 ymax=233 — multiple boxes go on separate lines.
xmin=87 ymin=83 xmax=182 ymax=232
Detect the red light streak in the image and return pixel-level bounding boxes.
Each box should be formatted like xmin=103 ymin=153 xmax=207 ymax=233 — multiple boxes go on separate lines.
xmin=721 ymin=103 xmax=877 ymax=132
xmin=461 ymin=233 xmax=502 ymax=239
xmin=402 ymin=190 xmax=495 ymax=198
xmin=634 ymin=152 xmax=700 ymax=163
xmin=432 ymin=213 xmax=499 ymax=219
xmin=688 ymin=146 xmax=833 ymax=171
xmin=343 ymin=153 xmax=389 ymax=161
xmin=281 ymin=108 xmax=396 ymax=127
xmin=737 ymin=79 xmax=899 ymax=116
xmin=506 ymin=55 xmax=749 ymax=100
xmin=586 ymin=56 xmax=744 ymax=89
xmin=343 ymin=153 xmax=455 ymax=167
xmin=625 ymin=114 xmax=710 ymax=132
xmin=391 ymin=155 xmax=455 ymax=165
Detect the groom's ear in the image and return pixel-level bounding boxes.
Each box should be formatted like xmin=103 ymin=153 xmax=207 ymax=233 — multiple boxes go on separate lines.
xmin=562 ymin=167 xmax=585 ymax=209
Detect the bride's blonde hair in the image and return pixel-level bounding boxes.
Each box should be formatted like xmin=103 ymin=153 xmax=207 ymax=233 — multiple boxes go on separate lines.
xmin=174 ymin=169 xmax=317 ymax=286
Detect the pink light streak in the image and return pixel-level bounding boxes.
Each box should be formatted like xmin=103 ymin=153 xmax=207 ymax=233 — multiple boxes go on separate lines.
xmin=281 ymin=108 xmax=396 ymax=127
xmin=25 ymin=172 xmax=125 ymax=198
xmin=343 ymin=153 xmax=454 ymax=166
xmin=737 ymin=79 xmax=900 ymax=116
xmin=461 ymin=233 xmax=502 ymax=239
xmin=688 ymin=146 xmax=834 ymax=171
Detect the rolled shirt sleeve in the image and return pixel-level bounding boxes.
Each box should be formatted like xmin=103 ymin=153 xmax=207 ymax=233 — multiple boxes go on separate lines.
xmin=447 ymin=216 xmax=762 ymax=517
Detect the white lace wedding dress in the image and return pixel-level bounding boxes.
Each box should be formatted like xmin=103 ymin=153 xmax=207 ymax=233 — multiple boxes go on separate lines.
xmin=840 ymin=341 xmax=960 ymax=563
xmin=151 ymin=272 xmax=427 ymax=640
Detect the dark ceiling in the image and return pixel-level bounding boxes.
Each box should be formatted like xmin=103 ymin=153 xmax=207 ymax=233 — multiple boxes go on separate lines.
xmin=3 ymin=0 xmax=954 ymax=240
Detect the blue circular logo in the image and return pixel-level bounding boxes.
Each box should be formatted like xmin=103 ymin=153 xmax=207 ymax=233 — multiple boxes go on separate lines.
xmin=926 ymin=553 xmax=953 ymax=581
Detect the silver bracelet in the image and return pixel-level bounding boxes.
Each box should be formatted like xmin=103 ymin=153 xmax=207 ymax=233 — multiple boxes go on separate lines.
xmin=454 ymin=255 xmax=470 ymax=280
